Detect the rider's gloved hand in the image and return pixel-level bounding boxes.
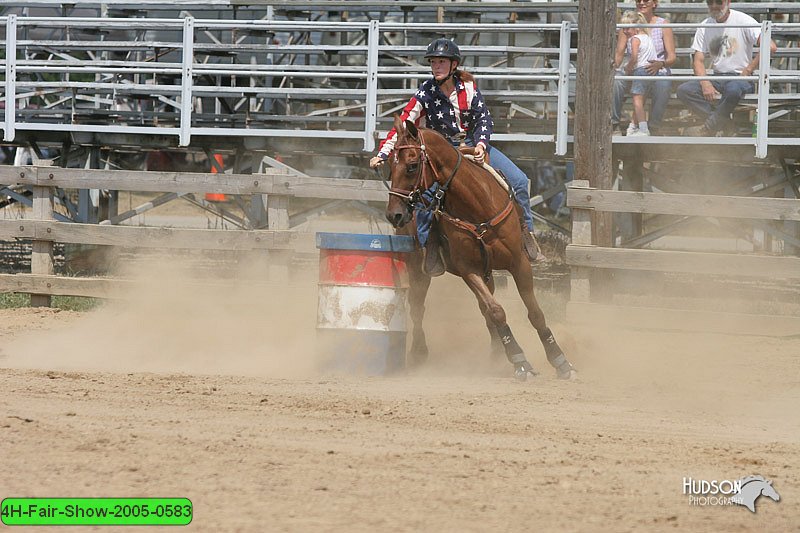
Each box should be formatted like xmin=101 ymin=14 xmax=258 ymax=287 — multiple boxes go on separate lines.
xmin=369 ymin=156 xmax=385 ymax=169
xmin=473 ymin=143 xmax=486 ymax=164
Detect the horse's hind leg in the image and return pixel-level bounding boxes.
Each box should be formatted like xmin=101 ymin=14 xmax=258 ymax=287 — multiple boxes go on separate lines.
xmin=462 ymin=272 xmax=536 ymax=380
xmin=509 ymin=259 xmax=576 ymax=380
xmin=407 ymin=251 xmax=431 ymax=366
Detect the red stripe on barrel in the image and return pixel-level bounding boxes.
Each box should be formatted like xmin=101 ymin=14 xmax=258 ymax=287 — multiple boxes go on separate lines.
xmin=319 ymin=249 xmax=409 ymax=288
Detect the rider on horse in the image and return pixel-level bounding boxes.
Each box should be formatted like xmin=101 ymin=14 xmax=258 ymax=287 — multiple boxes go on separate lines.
xmin=370 ymin=38 xmax=541 ymax=275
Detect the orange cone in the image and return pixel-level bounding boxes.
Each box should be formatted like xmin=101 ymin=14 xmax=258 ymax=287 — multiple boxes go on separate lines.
xmin=205 ymin=154 xmax=226 ymax=202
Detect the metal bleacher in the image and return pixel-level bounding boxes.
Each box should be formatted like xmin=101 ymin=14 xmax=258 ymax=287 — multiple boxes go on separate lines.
xmin=0 ymin=1 xmax=799 ymax=167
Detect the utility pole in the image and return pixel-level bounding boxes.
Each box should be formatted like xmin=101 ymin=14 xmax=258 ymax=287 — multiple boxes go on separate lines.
xmin=574 ymin=0 xmax=616 ymax=248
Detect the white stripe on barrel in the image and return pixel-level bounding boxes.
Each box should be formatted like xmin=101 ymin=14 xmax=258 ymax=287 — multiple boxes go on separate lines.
xmin=315 ymin=232 xmax=415 ymax=375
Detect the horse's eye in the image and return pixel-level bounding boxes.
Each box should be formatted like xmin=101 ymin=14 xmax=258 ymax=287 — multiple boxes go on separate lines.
xmin=406 ymin=162 xmax=419 ymax=174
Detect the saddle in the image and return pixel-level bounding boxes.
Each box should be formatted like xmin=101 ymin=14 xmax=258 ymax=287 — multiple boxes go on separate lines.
xmin=421 ymin=146 xmax=539 ymax=277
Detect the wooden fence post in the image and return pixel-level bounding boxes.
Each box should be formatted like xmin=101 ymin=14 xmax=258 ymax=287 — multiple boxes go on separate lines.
xmin=575 ymin=0 xmax=615 ymax=248
xmin=568 ymin=180 xmax=593 ymax=303
xmin=266 ymin=194 xmax=290 ymax=281
xmin=31 ymin=161 xmax=54 ymax=307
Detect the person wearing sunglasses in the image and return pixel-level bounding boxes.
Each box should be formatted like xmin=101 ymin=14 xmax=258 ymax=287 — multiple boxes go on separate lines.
xmin=612 ymin=0 xmax=675 ymax=136
xmin=677 ymin=0 xmax=777 ymax=136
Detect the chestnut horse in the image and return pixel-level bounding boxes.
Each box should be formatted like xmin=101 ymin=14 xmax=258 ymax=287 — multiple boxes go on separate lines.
xmin=384 ymin=117 xmax=576 ymax=380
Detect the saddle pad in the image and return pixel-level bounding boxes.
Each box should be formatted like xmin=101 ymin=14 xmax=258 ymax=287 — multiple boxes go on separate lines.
xmin=463 ymin=154 xmax=510 ymax=193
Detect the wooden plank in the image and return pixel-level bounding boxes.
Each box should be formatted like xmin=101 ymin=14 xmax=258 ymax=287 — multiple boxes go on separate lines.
xmin=0 ymin=273 xmax=313 ymax=300
xmin=567 ymin=189 xmax=800 ymax=221
xmin=0 ymin=220 xmax=314 ymax=251
xmin=566 ymin=244 xmax=800 ymax=279
xmin=0 ymin=273 xmax=129 ymax=299
xmin=567 ymin=302 xmax=800 ymax=337
xmin=0 ymin=166 xmax=388 ymax=201
xmin=0 ymin=221 xmax=36 ymax=240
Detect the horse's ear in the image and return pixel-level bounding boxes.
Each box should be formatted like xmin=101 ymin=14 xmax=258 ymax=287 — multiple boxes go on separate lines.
xmin=393 ymin=114 xmax=404 ymax=134
xmin=405 ymin=120 xmax=419 ymax=141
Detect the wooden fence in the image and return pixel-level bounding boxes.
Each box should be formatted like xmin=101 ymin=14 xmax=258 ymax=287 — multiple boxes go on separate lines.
xmin=0 ymin=164 xmax=389 ymax=304
xmin=566 ymin=180 xmax=800 ymax=336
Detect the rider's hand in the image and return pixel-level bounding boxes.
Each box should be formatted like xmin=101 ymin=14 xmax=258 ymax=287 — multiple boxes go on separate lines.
xmin=473 ymin=143 xmax=486 ymax=164
xmin=701 ymin=81 xmax=719 ymax=102
xmin=369 ymin=156 xmax=385 ymax=169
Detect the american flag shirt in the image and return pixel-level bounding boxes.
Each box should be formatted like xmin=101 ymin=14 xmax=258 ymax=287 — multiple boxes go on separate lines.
xmin=377 ymin=74 xmax=493 ymax=160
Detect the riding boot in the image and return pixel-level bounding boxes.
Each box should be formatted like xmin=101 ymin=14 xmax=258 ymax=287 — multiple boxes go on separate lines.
xmin=520 ymin=219 xmax=542 ymax=262
xmin=423 ymin=229 xmax=446 ymax=277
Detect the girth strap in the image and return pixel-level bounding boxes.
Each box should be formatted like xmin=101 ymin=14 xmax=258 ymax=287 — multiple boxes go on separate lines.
xmin=439 ymin=197 xmax=515 ymax=241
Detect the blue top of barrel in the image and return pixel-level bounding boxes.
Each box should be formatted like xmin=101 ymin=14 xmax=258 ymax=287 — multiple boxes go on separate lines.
xmin=316 ymin=232 xmax=416 ymax=252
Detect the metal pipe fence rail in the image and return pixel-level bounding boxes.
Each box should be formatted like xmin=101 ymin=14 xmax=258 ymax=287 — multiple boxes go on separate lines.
xmin=565 ymin=179 xmax=800 ymax=337
xmin=4 ymin=2 xmax=800 ymax=16
xmin=0 ymin=17 xmax=575 ymax=154
xmin=0 ymin=163 xmax=392 ymax=303
xmin=0 ymin=16 xmax=798 ymax=158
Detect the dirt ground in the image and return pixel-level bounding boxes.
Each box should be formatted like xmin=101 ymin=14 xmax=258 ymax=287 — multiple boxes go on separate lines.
xmin=1 ymin=263 xmax=798 ymax=532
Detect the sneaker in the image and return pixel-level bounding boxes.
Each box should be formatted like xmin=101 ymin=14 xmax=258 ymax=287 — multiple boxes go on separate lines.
xmin=626 ymin=123 xmax=639 ymax=136
xmin=627 ymin=130 xmax=650 ymax=137
xmin=683 ymin=124 xmax=713 ymax=137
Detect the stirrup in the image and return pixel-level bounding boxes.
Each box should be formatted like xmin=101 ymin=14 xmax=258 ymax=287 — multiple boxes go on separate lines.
xmin=423 ymin=239 xmax=445 ymax=277
xmin=522 ymin=230 xmax=542 ymax=262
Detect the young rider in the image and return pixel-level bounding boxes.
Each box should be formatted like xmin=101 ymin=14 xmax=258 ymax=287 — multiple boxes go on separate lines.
xmin=370 ymin=38 xmax=541 ymax=273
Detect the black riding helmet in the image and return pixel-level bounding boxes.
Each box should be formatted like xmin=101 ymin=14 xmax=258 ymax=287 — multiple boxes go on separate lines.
xmin=424 ymin=38 xmax=462 ymax=63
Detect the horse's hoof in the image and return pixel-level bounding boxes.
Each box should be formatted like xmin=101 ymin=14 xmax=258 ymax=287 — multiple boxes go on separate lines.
xmin=514 ymin=363 xmax=539 ymax=381
xmin=558 ymin=368 xmax=578 ymax=381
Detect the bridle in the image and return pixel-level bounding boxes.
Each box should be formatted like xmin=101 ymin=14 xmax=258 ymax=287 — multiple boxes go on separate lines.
xmin=379 ymin=127 xmax=517 ymax=283
xmin=379 ymin=130 xmax=463 ymax=213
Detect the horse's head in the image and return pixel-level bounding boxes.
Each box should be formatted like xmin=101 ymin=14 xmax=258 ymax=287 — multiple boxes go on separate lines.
xmin=385 ymin=116 xmax=426 ymax=228
xmin=761 ymin=481 xmax=780 ymax=502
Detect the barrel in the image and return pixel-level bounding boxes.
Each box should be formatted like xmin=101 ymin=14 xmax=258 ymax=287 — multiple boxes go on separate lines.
xmin=315 ymin=232 xmax=416 ymax=375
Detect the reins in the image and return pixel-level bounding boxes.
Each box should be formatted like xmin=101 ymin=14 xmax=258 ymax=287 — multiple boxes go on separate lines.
xmin=411 ymin=131 xmax=514 ymax=243
xmin=387 ymin=130 xmax=518 ymax=281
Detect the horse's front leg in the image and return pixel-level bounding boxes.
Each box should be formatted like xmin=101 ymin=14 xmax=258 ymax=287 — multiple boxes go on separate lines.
xmin=406 ymin=250 xmax=431 ymax=367
xmin=462 ymin=271 xmax=537 ymax=381
xmin=509 ymin=257 xmax=577 ymax=380
xmin=478 ymin=275 xmax=505 ymax=360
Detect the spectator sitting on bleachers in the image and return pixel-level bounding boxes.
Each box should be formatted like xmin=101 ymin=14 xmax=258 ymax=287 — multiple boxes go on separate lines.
xmin=677 ymin=0 xmax=776 ymax=137
xmin=612 ymin=0 xmax=675 ymax=136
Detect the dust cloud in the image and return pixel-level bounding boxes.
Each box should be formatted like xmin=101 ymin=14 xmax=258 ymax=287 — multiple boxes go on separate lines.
xmin=1 ymin=240 xmax=798 ymax=431
xmin=1 ymin=251 xmax=320 ymax=378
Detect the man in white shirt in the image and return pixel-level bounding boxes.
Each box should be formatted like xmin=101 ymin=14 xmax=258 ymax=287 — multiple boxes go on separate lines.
xmin=677 ymin=0 xmax=776 ymax=136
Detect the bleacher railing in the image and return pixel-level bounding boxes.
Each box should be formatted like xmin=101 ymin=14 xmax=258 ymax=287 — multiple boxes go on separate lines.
xmin=1 ymin=16 xmax=798 ymax=158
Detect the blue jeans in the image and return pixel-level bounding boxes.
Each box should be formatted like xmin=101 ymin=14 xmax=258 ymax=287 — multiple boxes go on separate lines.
xmin=630 ymin=66 xmax=653 ymax=96
xmin=612 ymin=70 xmax=672 ymax=130
xmin=676 ymin=73 xmax=753 ymax=131
xmin=486 ymin=144 xmax=534 ymax=230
